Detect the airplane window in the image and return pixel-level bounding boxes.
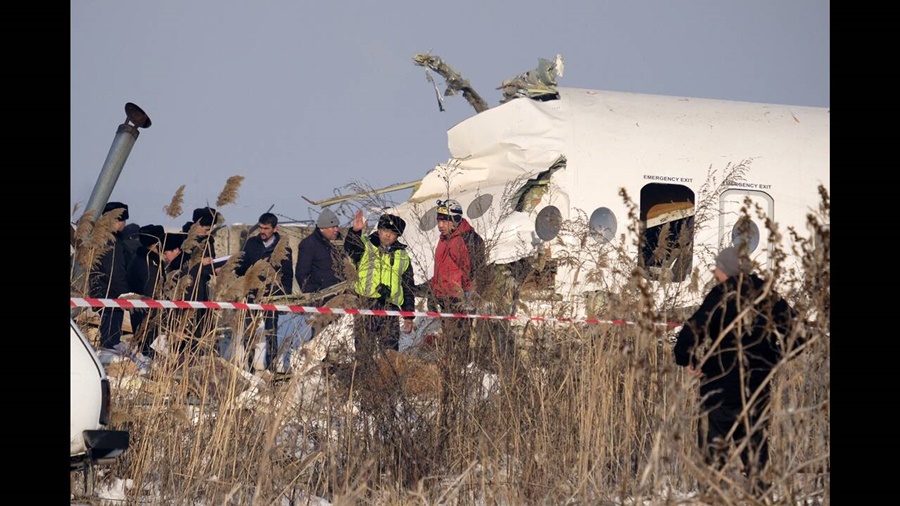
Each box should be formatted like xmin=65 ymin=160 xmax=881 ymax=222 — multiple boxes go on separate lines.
xmin=731 ymin=216 xmax=760 ymax=253
xmin=535 ymin=205 xmax=562 ymax=241
xmin=467 ymin=194 xmax=493 ymax=220
xmin=589 ymin=207 xmax=617 ymax=242
xmin=419 ymin=206 xmax=438 ymax=231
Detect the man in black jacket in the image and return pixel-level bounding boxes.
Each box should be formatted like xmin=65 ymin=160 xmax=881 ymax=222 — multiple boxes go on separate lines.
xmin=277 ymin=208 xmax=348 ymax=352
xmin=674 ymin=246 xmax=805 ymax=492
xmin=178 ymin=207 xmax=223 ymax=353
xmin=236 ymin=212 xmax=294 ymax=369
xmin=126 ymin=225 xmax=185 ymax=362
xmin=90 ymin=201 xmax=132 ymax=364
xmin=295 ymin=208 xmax=346 ymax=302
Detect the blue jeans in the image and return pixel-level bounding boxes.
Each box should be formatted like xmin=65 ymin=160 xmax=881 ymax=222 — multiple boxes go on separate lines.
xmin=271 ymin=313 xmax=315 ymax=372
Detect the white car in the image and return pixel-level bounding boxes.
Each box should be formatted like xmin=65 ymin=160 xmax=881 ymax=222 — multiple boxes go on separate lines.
xmin=70 ymin=317 xmax=129 ymax=480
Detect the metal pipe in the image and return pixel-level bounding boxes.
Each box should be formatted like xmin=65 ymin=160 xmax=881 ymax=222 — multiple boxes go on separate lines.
xmin=83 ymin=102 xmax=152 ymax=221
xmin=72 ymin=103 xmax=151 ymax=294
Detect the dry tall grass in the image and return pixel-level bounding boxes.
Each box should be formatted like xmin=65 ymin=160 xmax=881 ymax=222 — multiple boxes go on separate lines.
xmin=70 ymin=182 xmax=830 ymax=506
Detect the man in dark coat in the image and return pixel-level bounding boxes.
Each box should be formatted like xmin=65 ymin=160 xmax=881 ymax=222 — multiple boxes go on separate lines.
xmin=176 ymin=207 xmax=222 ymax=352
xmin=236 ymin=212 xmax=294 ymax=298
xmin=295 ymin=208 xmax=346 ymax=303
xmin=89 ymin=201 xmax=132 ymax=363
xmin=266 ymin=208 xmax=348 ymax=369
xmin=121 ymin=223 xmax=142 ymax=268
xmin=235 ymin=212 xmax=294 ymax=369
xmin=673 ymin=246 xmax=806 ymax=492
xmin=126 ymin=225 xmax=185 ymax=360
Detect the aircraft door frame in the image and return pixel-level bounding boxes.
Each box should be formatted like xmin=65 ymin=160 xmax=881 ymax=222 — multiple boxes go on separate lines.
xmin=718 ymin=189 xmax=774 ymax=271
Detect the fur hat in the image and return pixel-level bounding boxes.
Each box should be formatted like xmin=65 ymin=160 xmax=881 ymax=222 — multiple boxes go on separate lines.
xmin=162 ymin=232 xmax=187 ymax=252
xmin=714 ymin=246 xmax=750 ymax=277
xmin=317 ymin=208 xmax=340 ymax=228
xmin=191 ymin=207 xmax=219 ymax=227
xmin=377 ymin=214 xmax=406 ymax=236
xmin=138 ymin=224 xmax=166 ymax=248
xmin=103 ymin=201 xmax=129 ymax=221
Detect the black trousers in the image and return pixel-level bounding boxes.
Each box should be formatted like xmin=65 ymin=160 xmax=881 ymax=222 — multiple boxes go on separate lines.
xmin=99 ymin=308 xmax=125 ymax=349
xmin=698 ymin=400 xmax=770 ymax=476
xmin=354 ymin=311 xmax=399 ymax=356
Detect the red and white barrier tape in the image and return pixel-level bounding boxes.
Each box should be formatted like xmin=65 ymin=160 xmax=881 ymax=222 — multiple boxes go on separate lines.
xmin=70 ymin=297 xmax=683 ymax=328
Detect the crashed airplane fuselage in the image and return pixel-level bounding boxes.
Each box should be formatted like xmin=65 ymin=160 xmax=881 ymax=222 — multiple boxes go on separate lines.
xmin=387 ymin=86 xmax=829 ymax=311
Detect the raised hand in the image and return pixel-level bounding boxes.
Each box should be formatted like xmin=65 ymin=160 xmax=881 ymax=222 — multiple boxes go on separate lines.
xmin=352 ymin=209 xmax=366 ymax=232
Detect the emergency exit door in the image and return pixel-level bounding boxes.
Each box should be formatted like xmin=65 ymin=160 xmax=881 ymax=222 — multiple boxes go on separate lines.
xmin=718 ymin=189 xmax=774 ymax=270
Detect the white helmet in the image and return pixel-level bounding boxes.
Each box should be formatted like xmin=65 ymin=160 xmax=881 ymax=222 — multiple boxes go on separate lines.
xmin=436 ymin=199 xmax=463 ymax=222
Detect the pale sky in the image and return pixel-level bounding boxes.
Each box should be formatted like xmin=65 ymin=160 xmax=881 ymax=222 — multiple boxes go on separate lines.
xmin=70 ymin=0 xmax=829 ymax=228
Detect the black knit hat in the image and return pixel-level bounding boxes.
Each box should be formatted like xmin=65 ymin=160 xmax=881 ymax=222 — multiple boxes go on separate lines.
xmin=138 ymin=224 xmax=166 ymax=248
xmin=377 ymin=214 xmax=406 ymax=236
xmin=103 ymin=201 xmax=129 ymax=221
xmin=191 ymin=207 xmax=219 ymax=227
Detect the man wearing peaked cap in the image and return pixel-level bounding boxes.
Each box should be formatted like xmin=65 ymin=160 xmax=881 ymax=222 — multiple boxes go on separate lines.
xmin=123 ymin=223 xmax=140 ymax=239
xmin=344 ymin=209 xmax=416 ymax=361
xmin=377 ymin=213 xmax=406 ymax=236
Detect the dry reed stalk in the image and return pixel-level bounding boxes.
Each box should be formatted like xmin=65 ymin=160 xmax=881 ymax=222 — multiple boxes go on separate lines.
xmin=73 ymin=209 xmax=121 ymax=272
xmin=164 ymin=185 xmax=186 ymax=218
xmin=208 ymin=252 xmax=245 ymax=302
xmin=242 ymin=261 xmax=271 ymax=299
xmin=216 ymin=175 xmax=244 ymax=207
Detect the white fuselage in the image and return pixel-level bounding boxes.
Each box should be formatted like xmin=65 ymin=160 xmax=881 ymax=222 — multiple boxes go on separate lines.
xmin=389 ymin=87 xmax=829 ymax=312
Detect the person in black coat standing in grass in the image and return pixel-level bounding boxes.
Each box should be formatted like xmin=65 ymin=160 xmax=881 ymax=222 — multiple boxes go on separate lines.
xmin=674 ymin=246 xmax=807 ymax=494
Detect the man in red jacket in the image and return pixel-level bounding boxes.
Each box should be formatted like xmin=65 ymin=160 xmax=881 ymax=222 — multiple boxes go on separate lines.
xmin=429 ymin=198 xmax=487 ymax=448
xmin=429 ymin=199 xmax=487 ymax=311
xmin=429 ymin=200 xmax=487 ymax=351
